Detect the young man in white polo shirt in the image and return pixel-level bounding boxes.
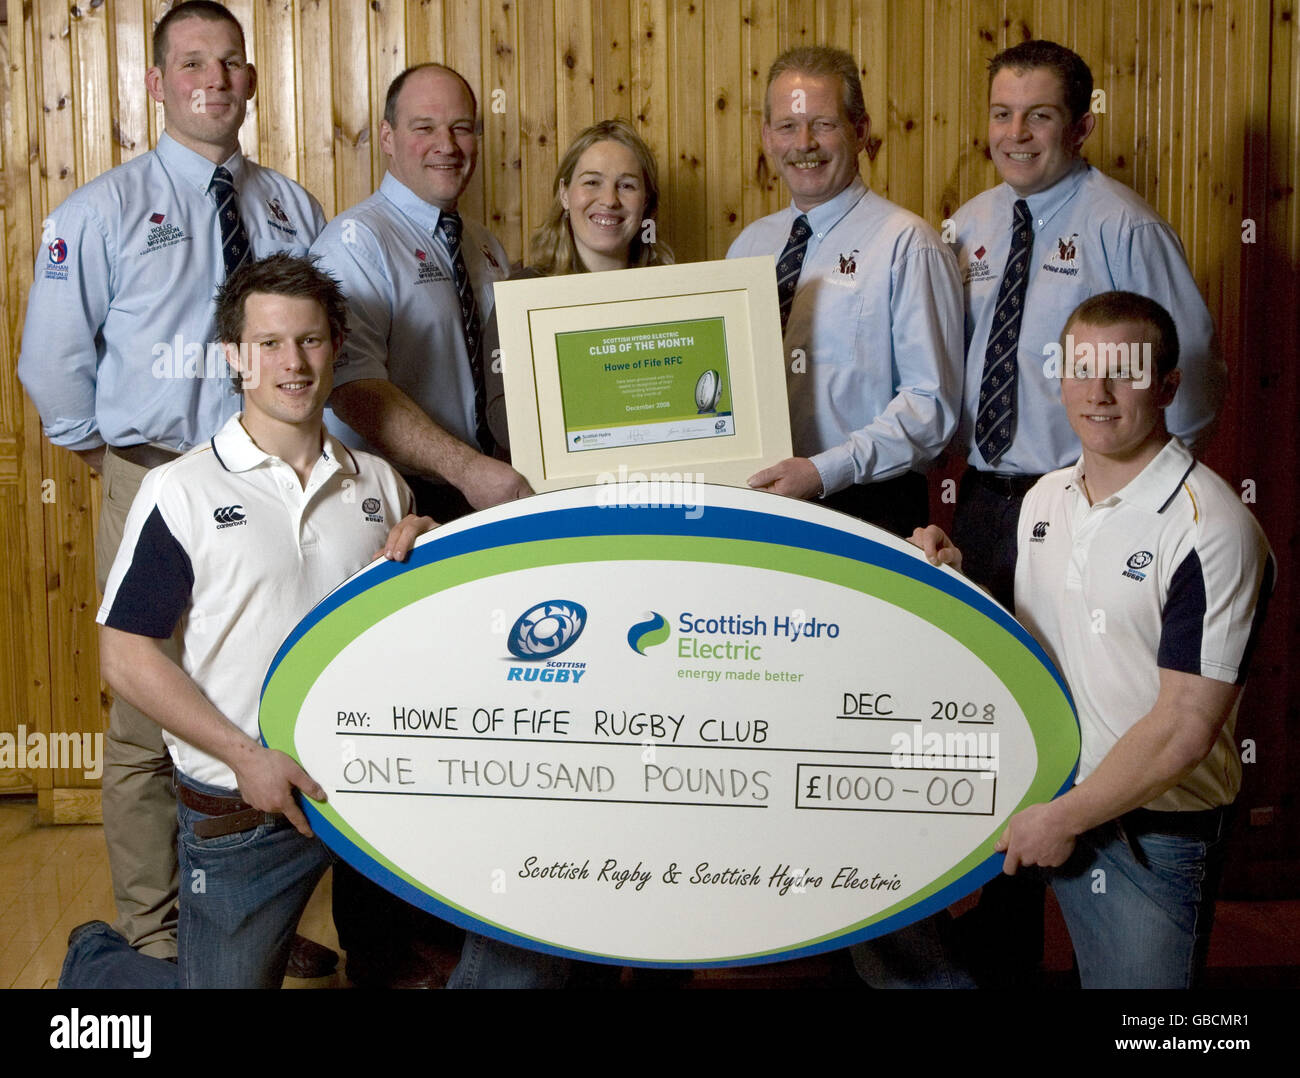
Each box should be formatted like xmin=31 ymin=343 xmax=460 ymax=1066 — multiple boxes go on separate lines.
xmin=94 ymin=254 xmax=431 ymax=988
xmin=914 ymin=291 xmax=1273 ymax=987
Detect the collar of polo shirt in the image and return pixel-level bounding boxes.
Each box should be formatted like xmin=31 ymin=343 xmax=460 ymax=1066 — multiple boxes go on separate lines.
xmin=1066 ymin=437 xmax=1196 ymax=513
xmin=210 ymin=413 xmax=359 ymax=476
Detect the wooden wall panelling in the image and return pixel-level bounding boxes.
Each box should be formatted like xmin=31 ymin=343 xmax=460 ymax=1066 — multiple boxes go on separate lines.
xmin=483 ymin=0 xmax=521 ymax=262
xmin=668 ymin=0 xmax=707 ymax=264
xmin=331 ymin=0 xmax=372 ymax=216
xmin=298 ymin=0 xmax=336 ymax=216
xmin=112 ymin=0 xmax=150 ymax=167
xmin=255 ymin=0 xmax=301 ymax=182
xmin=446 ymin=0 xmax=485 ymax=222
xmin=886 ymin=0 xmax=925 ymax=214
xmin=369 ymin=0 xmax=407 ymax=193
xmin=32 ymin=0 xmax=101 ymax=818
xmin=629 ymin=1 xmax=670 ymax=244
xmin=928 ymin=0 xmax=962 ymax=222
xmin=65 ymin=0 xmax=113 ymax=801
xmin=1154 ymin=0 xmax=1181 ymax=227
xmin=1104 ymin=1 xmax=1139 ymax=195
xmin=222 ymin=1 xmax=258 ymax=162
xmin=559 ymin=0 xmax=598 ymax=141
xmin=519 ymin=0 xmax=558 ymax=255
xmin=1199 ymin=0 xmax=1231 ymax=423
xmin=1071 ymin=0 xmax=1106 ymax=170
xmin=561 ymin=0 xmax=595 ymax=133
xmin=778 ymin=0 xmax=814 ymax=48
xmin=705 ymin=0 xmax=745 ymax=257
xmin=0 ymin=11 xmax=52 ymax=802
xmin=738 ymin=0 xmax=780 ymax=231
xmin=963 ymin=0 xmax=1001 ymax=208
xmin=857 ymin=0 xmax=889 ymax=199
xmin=1224 ymin=0 xmax=1299 ymax=888
xmin=72 ymin=0 xmax=114 ymax=183
xmin=406 ymin=0 xmax=448 ymax=64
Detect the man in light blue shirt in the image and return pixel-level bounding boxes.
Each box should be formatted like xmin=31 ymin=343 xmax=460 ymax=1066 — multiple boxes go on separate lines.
xmin=946 ymin=39 xmax=1225 ymax=989
xmin=310 ymin=62 xmax=546 ymax=989
xmin=314 ymin=64 xmax=531 ymax=525
xmin=728 ymin=45 xmax=971 ymax=989
xmin=729 ymin=46 xmax=963 ymax=538
xmin=17 ymin=1 xmax=325 ymax=967
xmin=950 ymin=39 xmax=1225 ymax=608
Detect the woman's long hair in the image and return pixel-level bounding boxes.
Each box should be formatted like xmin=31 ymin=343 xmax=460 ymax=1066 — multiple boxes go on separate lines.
xmin=528 ymin=118 xmax=674 ymax=274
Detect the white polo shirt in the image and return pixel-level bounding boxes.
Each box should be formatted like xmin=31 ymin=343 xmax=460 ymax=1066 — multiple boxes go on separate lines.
xmin=98 ymin=414 xmax=413 ymax=789
xmin=1014 ymin=438 xmax=1274 ymax=811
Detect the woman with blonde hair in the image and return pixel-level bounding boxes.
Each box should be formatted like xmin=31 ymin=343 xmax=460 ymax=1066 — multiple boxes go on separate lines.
xmin=487 ymin=119 xmax=674 ymax=450
xmin=528 ymin=118 xmax=673 ymax=274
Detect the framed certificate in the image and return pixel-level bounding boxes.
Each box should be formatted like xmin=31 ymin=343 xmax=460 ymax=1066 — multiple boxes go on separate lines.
xmin=494 ymin=257 xmax=793 ymax=491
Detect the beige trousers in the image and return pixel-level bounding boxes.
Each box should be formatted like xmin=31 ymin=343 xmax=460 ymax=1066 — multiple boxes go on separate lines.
xmin=94 ymin=448 xmax=180 ymax=959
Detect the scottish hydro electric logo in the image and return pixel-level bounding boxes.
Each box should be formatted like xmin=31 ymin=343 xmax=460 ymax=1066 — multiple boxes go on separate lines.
xmin=627 ymin=612 xmax=670 ymax=655
xmin=507 ymin=600 xmax=587 ymax=660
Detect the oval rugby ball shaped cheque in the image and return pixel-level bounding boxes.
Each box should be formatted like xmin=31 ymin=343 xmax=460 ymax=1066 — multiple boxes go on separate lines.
xmin=261 ymin=484 xmax=1079 ymax=967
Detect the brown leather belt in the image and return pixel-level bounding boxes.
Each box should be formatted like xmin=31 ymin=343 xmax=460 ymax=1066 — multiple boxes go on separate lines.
xmin=177 ymin=783 xmax=278 ymax=839
xmin=110 ymin=443 xmax=182 ymax=469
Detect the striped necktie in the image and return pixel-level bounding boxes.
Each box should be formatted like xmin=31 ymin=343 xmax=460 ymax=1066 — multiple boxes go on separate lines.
xmin=209 ymin=165 xmax=250 ymax=279
xmin=437 ymin=211 xmax=494 ymax=456
xmin=975 ymin=198 xmax=1032 ymax=467
xmin=776 ymin=214 xmax=812 ymax=332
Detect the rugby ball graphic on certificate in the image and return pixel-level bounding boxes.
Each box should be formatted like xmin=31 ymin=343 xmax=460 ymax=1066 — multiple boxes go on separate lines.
xmin=260 ymin=485 xmax=1079 ymax=968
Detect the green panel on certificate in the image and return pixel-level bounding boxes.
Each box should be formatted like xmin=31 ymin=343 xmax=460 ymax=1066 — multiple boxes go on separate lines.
xmin=555 ymin=317 xmax=734 ymax=452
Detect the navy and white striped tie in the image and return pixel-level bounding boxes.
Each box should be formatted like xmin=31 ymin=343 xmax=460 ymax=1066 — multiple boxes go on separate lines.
xmin=209 ymin=165 xmax=250 ymax=279
xmin=776 ymin=214 xmax=812 ymax=332
xmin=437 ymin=211 xmax=494 ymax=456
xmin=975 ymin=199 xmax=1032 ymax=467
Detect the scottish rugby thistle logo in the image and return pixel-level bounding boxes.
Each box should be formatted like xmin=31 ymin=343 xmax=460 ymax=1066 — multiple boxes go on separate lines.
xmin=507 ymin=600 xmax=587 ymax=660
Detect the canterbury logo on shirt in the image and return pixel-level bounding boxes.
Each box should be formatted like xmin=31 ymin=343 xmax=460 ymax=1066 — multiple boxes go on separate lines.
xmin=1031 ymin=521 xmax=1050 ymax=541
xmin=212 ymin=505 xmax=247 ymax=528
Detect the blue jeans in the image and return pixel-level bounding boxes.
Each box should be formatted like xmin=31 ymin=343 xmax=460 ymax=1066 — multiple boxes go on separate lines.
xmin=58 ymin=920 xmax=179 ymax=989
xmin=448 ymin=931 xmax=574 ymax=989
xmin=176 ymin=773 xmax=332 ymax=989
xmin=1050 ymin=807 xmax=1231 ymax=988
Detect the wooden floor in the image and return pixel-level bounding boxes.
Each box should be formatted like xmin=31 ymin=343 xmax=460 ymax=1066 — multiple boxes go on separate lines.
xmin=3 ymin=796 xmax=1298 ymax=989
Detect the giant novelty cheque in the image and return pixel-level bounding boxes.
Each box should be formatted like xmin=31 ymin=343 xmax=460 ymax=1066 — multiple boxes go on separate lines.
xmin=261 ymin=482 xmax=1079 ymax=968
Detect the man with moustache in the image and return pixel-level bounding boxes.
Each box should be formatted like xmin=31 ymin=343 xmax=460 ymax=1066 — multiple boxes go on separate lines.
xmin=729 ymin=45 xmax=963 ymax=540
xmin=729 ymin=45 xmax=969 ymax=987
xmin=18 ymin=0 xmax=330 ymax=973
